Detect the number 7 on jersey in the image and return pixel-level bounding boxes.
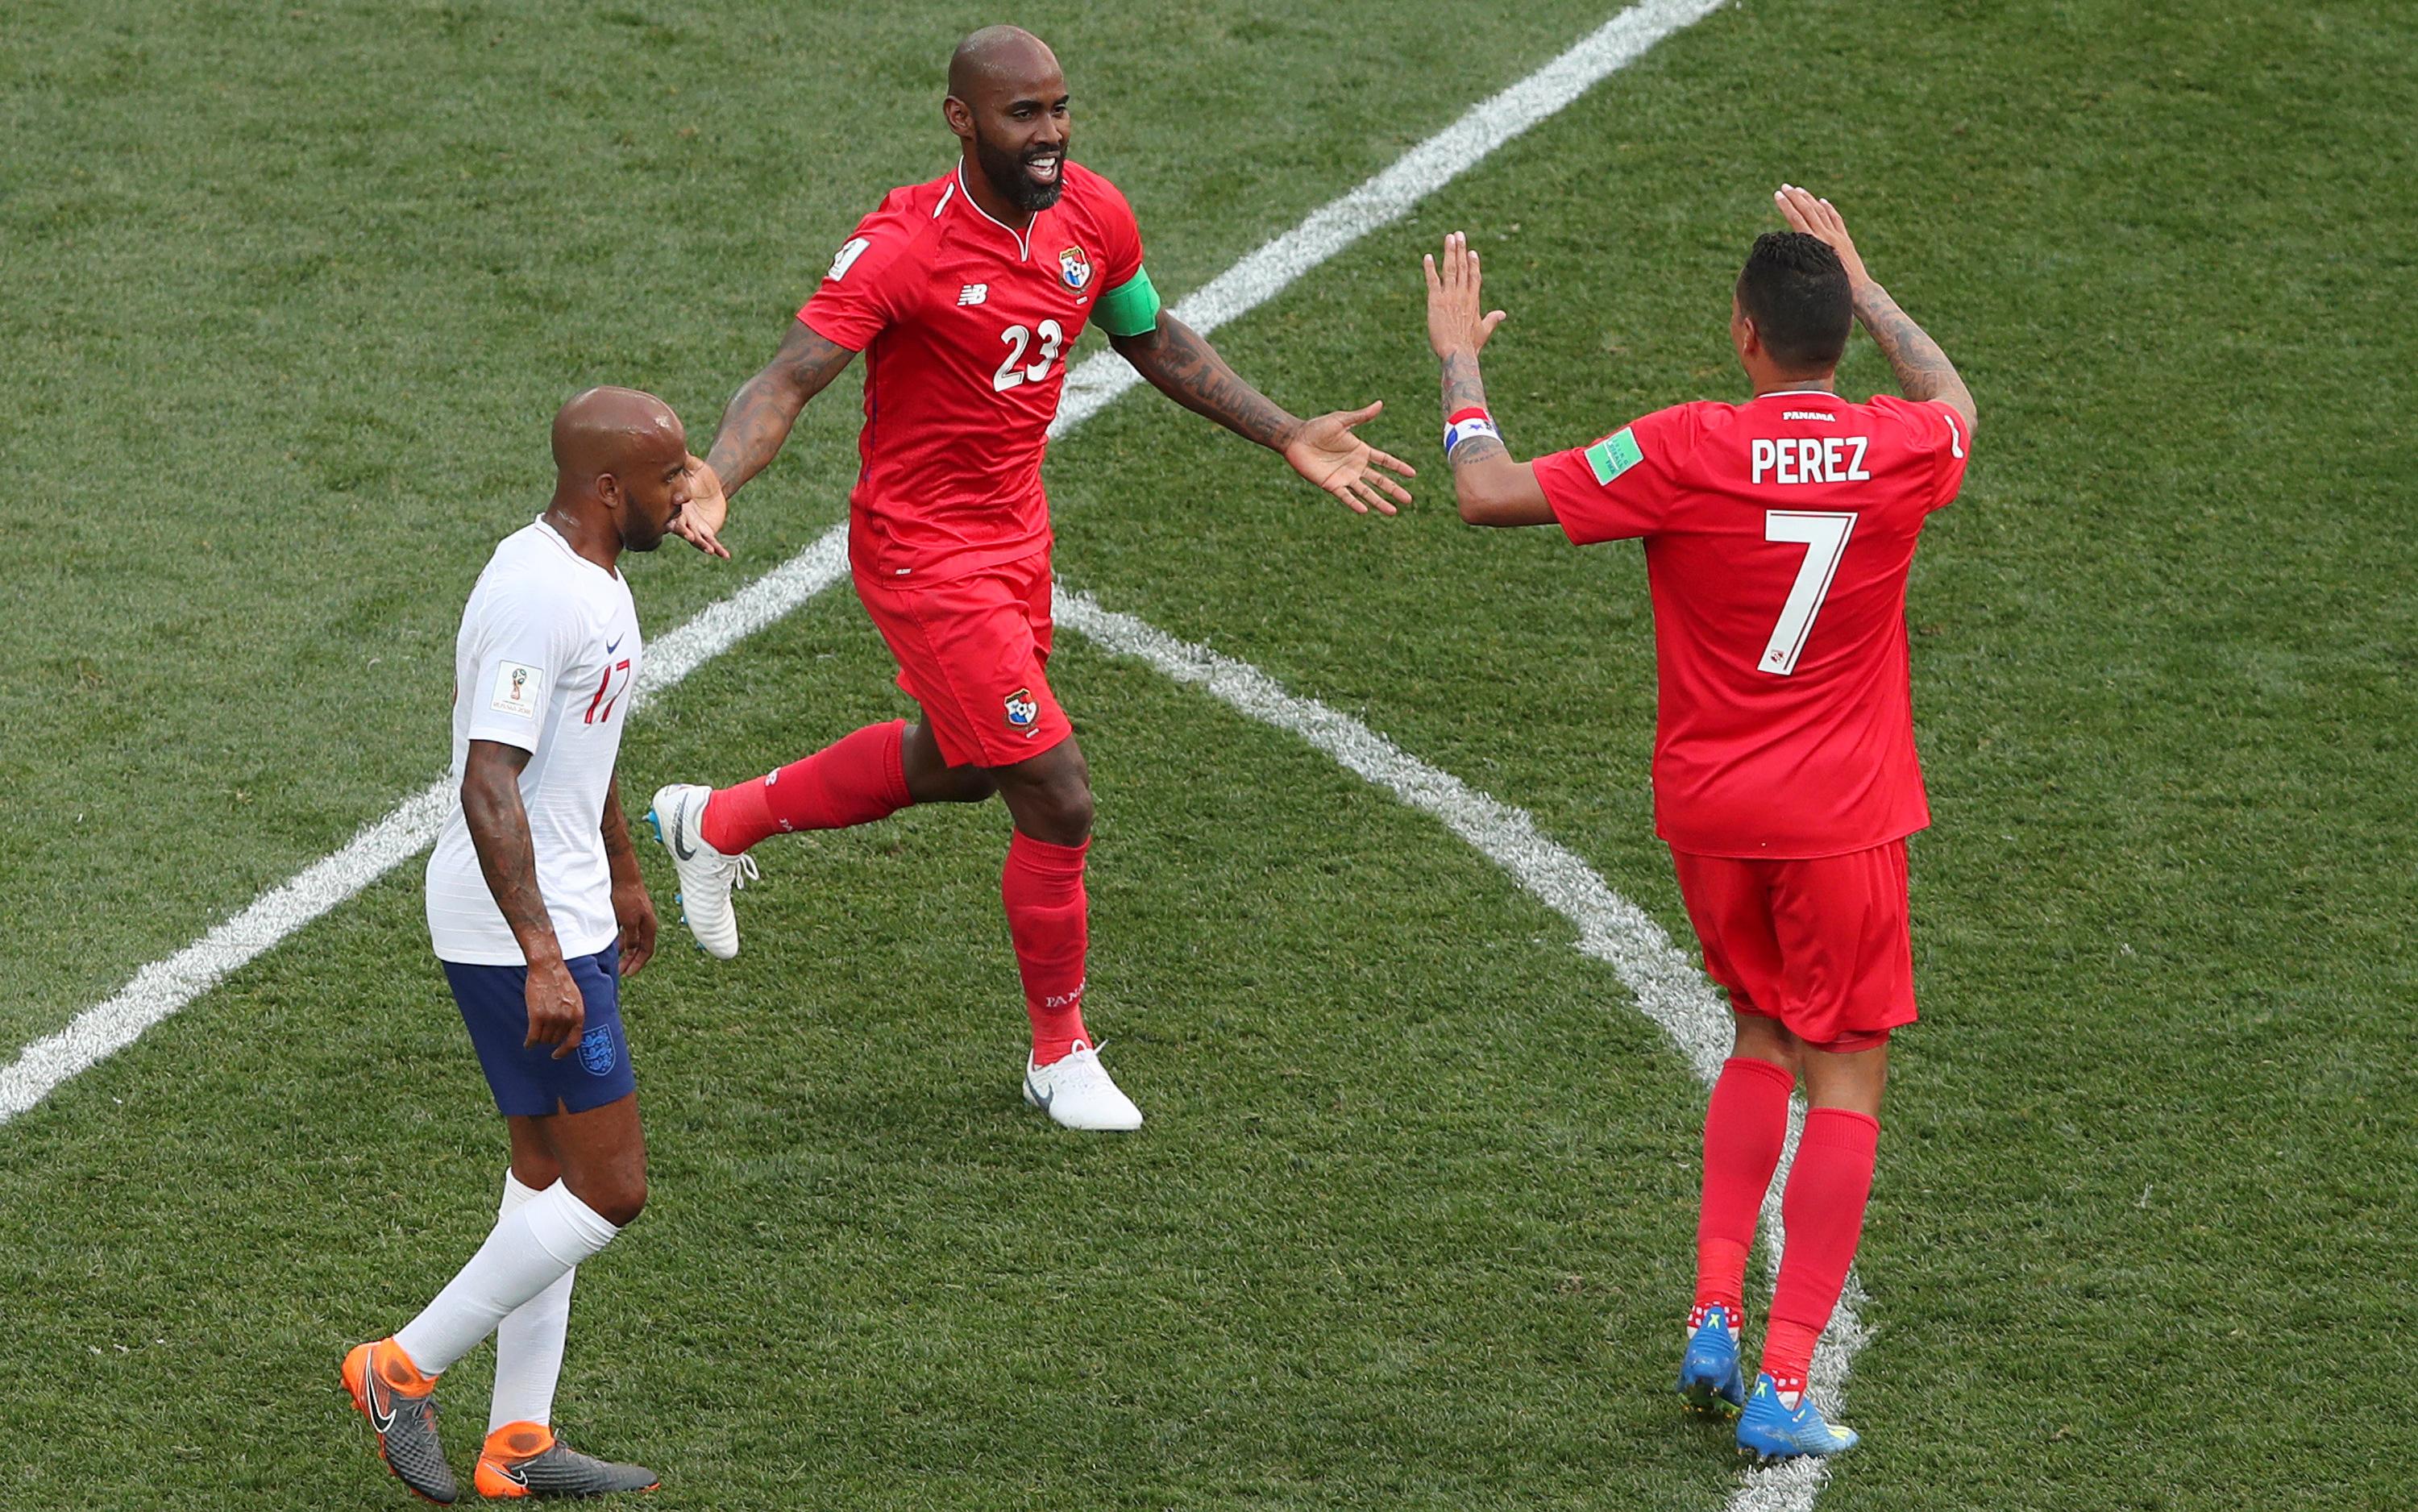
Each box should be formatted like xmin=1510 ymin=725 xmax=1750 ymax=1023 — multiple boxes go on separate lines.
xmin=1759 ymin=510 xmax=1856 ymax=676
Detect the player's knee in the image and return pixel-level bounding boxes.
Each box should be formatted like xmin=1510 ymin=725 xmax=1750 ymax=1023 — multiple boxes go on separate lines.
xmin=584 ymin=1173 xmax=646 ymax=1229
xmin=1050 ymin=777 xmax=1095 ymax=837
xmin=1024 ymin=774 xmax=1092 ymax=842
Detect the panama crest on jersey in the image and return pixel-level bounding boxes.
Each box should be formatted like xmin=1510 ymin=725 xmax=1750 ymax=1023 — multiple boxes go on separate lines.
xmin=1058 ymin=245 xmax=1091 ymax=292
xmin=1004 ymin=687 xmax=1040 ymax=729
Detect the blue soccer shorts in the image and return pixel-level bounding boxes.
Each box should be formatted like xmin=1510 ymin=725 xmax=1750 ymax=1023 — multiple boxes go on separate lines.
xmin=440 ymin=945 xmax=636 ymax=1116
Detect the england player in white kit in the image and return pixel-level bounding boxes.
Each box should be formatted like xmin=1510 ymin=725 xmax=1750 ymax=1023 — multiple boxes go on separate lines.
xmin=344 ymin=388 xmax=696 ymax=1504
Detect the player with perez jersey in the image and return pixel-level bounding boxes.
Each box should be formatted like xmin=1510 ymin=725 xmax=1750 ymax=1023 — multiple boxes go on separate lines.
xmin=345 ymin=389 xmax=693 ymax=1504
xmin=1424 ymin=188 xmax=1978 ymax=1460
xmin=646 ymin=26 xmax=1415 ymax=1132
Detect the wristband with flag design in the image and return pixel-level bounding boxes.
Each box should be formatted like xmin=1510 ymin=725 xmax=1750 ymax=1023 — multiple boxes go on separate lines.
xmin=1444 ymin=407 xmax=1501 ymax=458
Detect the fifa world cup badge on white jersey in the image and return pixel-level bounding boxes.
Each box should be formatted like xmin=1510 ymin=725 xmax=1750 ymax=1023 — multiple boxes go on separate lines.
xmin=489 ymin=661 xmax=542 ymax=718
xmin=1058 ymin=245 xmax=1091 ymax=291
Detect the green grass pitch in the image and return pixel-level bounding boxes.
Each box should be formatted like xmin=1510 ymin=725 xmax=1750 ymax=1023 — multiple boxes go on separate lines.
xmin=3 ymin=1 xmax=2413 ymax=1506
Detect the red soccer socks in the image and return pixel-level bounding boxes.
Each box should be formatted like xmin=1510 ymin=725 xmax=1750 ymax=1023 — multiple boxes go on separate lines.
xmin=701 ymin=720 xmax=911 ymax=854
xmin=1694 ymin=1055 xmax=1796 ymax=1323
xmin=1761 ymin=1107 xmax=1881 ymax=1402
xmin=1002 ymin=831 xmax=1091 ymax=1065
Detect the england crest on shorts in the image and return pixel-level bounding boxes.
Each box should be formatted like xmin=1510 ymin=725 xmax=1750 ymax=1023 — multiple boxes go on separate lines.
xmin=578 ymin=1024 xmax=617 ymax=1077
xmin=1004 ymin=687 xmax=1039 ymax=728
xmin=1058 ymin=245 xmax=1091 ymax=291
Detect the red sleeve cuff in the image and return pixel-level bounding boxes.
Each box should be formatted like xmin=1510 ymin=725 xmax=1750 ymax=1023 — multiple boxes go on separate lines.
xmin=799 ymin=305 xmax=872 ymax=354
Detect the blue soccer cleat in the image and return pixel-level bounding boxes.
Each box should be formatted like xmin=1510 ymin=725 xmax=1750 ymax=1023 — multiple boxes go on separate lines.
xmin=1676 ymin=1304 xmax=1746 ymax=1418
xmin=1735 ymin=1373 xmax=1860 ymax=1461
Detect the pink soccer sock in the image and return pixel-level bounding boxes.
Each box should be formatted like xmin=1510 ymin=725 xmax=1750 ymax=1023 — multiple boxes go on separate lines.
xmin=1760 ymin=1107 xmax=1881 ymax=1398
xmin=1693 ymin=1056 xmax=1796 ymax=1323
xmin=701 ymin=720 xmax=910 ymax=854
xmin=1001 ymin=831 xmax=1091 ymax=1065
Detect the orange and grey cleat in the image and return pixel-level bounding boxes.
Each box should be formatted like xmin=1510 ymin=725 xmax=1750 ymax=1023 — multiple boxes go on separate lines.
xmin=476 ymin=1422 xmax=659 ymax=1499
xmin=342 ymin=1337 xmax=460 ymax=1503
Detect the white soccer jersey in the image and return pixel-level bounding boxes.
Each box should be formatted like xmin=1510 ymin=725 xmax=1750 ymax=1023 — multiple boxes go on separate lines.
xmin=426 ymin=518 xmax=642 ymax=966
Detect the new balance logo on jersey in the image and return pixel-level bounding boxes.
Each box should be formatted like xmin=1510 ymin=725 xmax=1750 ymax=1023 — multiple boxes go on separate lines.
xmin=958 ymin=283 xmax=989 ymax=306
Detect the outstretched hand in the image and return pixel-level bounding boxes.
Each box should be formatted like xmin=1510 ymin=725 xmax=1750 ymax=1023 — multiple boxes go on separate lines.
xmin=1423 ymin=231 xmax=1508 ymax=358
xmin=1773 ymin=185 xmax=1872 ymax=290
xmin=1282 ymin=402 xmax=1415 ymax=516
xmin=671 ymin=455 xmax=731 ymax=559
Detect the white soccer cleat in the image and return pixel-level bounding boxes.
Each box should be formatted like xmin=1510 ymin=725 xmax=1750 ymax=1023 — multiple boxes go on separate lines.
xmin=646 ymin=783 xmax=758 ymax=961
xmin=1022 ymin=1041 xmax=1144 ymax=1132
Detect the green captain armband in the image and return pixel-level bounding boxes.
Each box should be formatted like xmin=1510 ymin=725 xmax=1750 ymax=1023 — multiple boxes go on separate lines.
xmin=1095 ymin=267 xmax=1163 ymax=338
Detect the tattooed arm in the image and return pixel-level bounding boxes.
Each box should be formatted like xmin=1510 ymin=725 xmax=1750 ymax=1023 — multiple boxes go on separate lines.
xmin=462 ymin=739 xmax=586 ymax=1059
xmin=1111 ymin=314 xmax=1415 ymax=516
xmin=670 ymin=322 xmax=860 ymax=558
xmin=1776 ymin=185 xmax=1977 ymax=437
xmin=1423 ymin=231 xmax=1556 ymax=527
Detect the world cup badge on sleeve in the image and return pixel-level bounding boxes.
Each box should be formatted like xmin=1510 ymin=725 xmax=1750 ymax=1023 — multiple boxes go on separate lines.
xmin=1058 ymin=245 xmax=1091 ymax=291
xmin=1004 ymin=687 xmax=1040 ymax=729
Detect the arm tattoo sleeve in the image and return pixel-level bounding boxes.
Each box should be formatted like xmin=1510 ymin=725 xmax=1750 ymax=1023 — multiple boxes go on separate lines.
xmin=1440 ymin=349 xmax=1510 ymax=468
xmin=463 ymin=750 xmax=563 ymax=964
xmin=1853 ymin=283 xmax=1976 ymax=424
xmin=707 ymin=326 xmax=858 ymax=497
xmin=1113 ymin=314 xmax=1301 ymax=450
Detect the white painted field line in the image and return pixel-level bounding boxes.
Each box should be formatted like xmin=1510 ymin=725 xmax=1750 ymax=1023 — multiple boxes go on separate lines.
xmin=2 ymin=0 xmax=1725 ymax=1120
xmin=1057 ymin=588 xmax=1859 ymax=1512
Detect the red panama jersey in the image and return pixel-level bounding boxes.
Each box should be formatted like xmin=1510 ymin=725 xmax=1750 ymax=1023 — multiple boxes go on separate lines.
xmin=800 ymin=160 xmax=1145 ymax=585
xmin=1534 ymin=390 xmax=1971 ymax=858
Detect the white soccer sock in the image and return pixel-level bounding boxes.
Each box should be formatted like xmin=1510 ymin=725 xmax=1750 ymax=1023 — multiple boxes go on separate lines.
xmin=395 ymin=1181 xmax=620 ymax=1377
xmin=489 ymin=1170 xmax=575 ymax=1433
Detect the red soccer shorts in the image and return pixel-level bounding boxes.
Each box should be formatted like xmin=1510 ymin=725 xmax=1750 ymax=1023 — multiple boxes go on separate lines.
xmin=853 ymin=550 xmax=1073 ymax=771
xmin=1668 ymin=839 xmax=1917 ymax=1053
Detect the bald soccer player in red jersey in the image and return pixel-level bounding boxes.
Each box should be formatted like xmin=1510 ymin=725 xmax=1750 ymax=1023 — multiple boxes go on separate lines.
xmin=1422 ymin=186 xmax=1977 ymax=1460
xmin=646 ymin=27 xmax=1413 ymax=1131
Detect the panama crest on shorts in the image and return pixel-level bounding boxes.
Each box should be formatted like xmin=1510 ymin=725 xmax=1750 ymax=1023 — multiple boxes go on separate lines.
xmin=1004 ymin=687 xmax=1040 ymax=732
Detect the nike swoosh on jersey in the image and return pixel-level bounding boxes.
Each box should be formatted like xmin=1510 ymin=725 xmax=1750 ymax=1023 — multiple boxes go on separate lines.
xmin=605 ymin=635 xmax=624 ymax=654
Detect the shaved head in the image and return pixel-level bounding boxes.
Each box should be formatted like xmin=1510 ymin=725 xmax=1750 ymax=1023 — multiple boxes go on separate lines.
xmin=552 ymin=385 xmax=683 ymax=480
xmin=948 ymin=25 xmax=1057 ymax=102
xmin=944 ymin=26 xmax=1070 ymax=214
xmin=547 ymin=386 xmax=692 ymax=557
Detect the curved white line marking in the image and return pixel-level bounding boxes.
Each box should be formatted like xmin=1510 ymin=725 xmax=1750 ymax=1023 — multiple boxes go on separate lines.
xmin=2 ymin=0 xmax=1727 ymax=1128
xmin=1056 ymin=586 xmax=1863 ymax=1511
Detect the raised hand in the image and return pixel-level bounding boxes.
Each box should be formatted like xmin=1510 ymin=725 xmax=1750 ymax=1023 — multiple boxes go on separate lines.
xmin=1282 ymin=401 xmax=1416 ymax=516
xmin=671 ymin=455 xmax=731 ymax=559
xmin=1423 ymin=231 xmax=1508 ymax=359
xmin=1773 ymin=185 xmax=1872 ymax=290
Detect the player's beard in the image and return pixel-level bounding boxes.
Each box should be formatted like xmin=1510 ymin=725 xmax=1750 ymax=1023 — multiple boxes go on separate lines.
xmin=974 ymin=131 xmax=1065 ymax=214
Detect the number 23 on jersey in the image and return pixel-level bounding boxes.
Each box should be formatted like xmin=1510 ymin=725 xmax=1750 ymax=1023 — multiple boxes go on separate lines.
xmin=992 ymin=320 xmax=1065 ymax=393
